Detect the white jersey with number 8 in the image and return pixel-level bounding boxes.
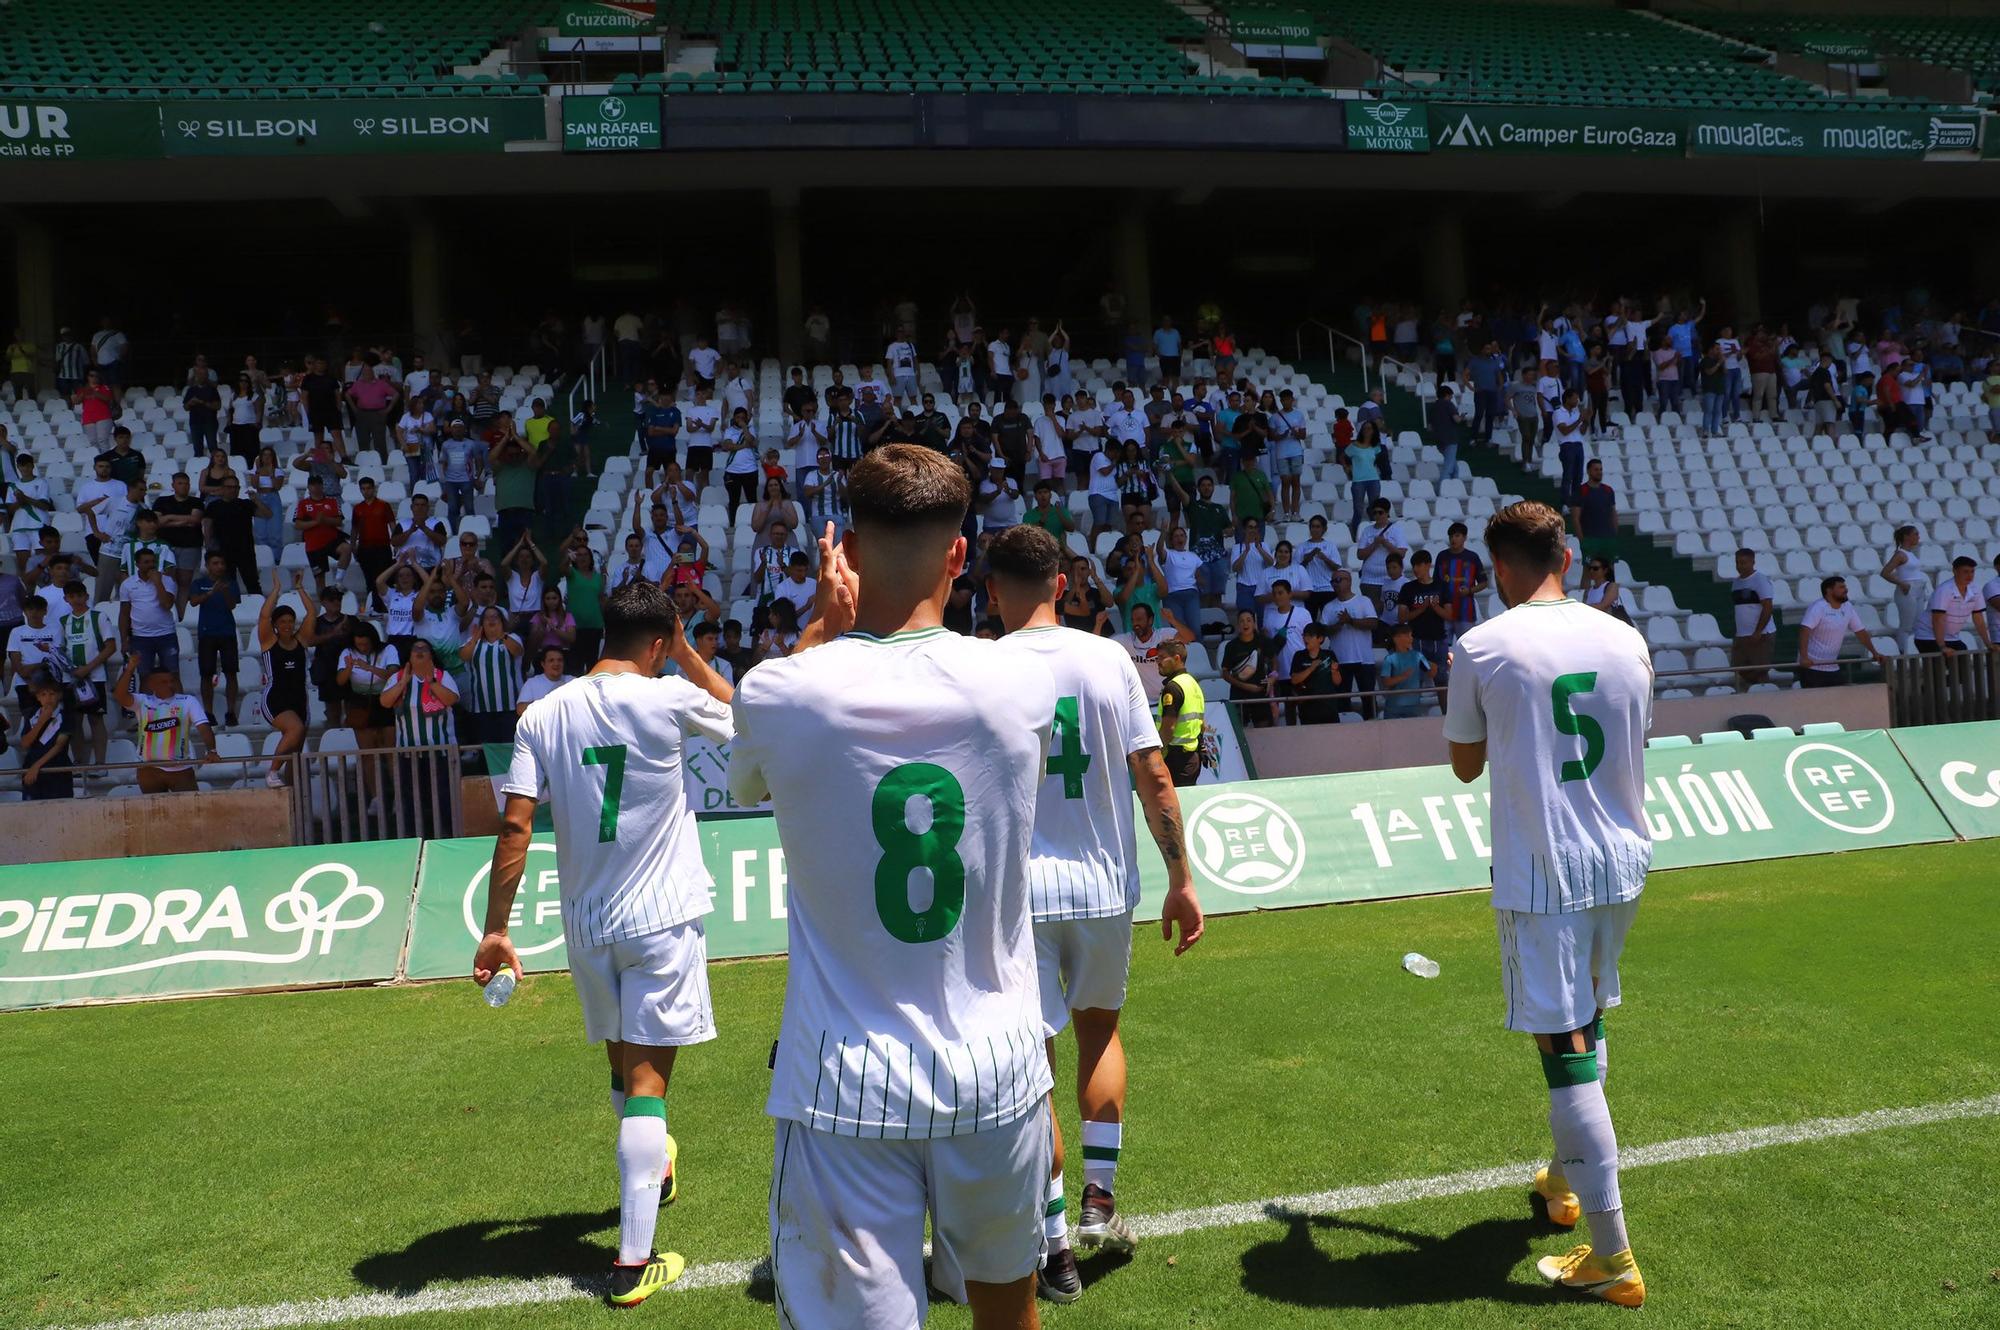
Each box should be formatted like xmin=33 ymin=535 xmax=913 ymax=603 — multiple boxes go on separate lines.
xmin=1442 ymin=598 xmax=1654 ymax=915
xmin=502 ymin=671 xmax=735 ymax=949
xmin=1000 ymin=625 xmax=1161 ymax=921
xmin=730 ymin=626 xmax=1057 ymax=1138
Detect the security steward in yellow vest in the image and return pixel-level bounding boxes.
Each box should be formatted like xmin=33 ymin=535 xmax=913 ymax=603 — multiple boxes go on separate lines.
xmin=1154 ymin=639 xmax=1204 ymax=787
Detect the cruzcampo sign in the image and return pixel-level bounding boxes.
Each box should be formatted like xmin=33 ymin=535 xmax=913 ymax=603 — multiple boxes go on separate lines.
xmin=0 ymin=841 xmax=420 ymax=1011
xmin=559 ymin=1 xmax=653 ymax=34
xmin=1346 ymin=99 xmax=1429 ymax=152
xmin=1689 ymin=110 xmax=1980 ymax=159
xmin=0 ymin=100 xmax=163 ymax=160
xmin=1432 ymin=104 xmax=1684 ymax=156
xmin=562 ymin=93 xmax=662 ymax=152
xmin=403 ymin=819 xmax=791 ymax=980
xmin=160 ymin=98 xmax=545 ymax=156
xmin=1892 ymin=721 xmax=2000 ymax=841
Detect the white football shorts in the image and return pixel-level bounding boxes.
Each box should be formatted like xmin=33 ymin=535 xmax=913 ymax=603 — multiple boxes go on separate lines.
xmin=570 ymin=917 xmax=716 ymax=1048
xmin=1034 ymin=912 xmax=1134 ymax=1038
xmin=769 ymin=1101 xmax=1050 ymax=1327
xmin=1494 ymin=900 xmax=1638 ymax=1035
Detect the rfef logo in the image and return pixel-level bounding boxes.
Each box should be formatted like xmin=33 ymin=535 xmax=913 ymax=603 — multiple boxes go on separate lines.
xmin=1187 ymin=793 xmax=1306 ymax=895
xmin=1784 ymin=743 xmax=1895 ymax=835
xmin=461 ymin=840 xmax=567 ymax=957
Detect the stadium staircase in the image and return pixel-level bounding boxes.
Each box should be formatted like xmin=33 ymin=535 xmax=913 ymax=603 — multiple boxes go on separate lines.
xmin=1298 ymin=356 xmax=1753 ymax=657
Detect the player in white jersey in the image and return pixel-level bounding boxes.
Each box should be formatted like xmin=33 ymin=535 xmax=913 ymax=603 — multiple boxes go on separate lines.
xmin=983 ymin=523 xmax=1205 ymax=1303
xmin=730 ymin=446 xmax=1057 ymax=1330
xmin=1444 ymin=500 xmax=1653 ymax=1308
xmin=474 ymin=580 xmax=735 ymax=1308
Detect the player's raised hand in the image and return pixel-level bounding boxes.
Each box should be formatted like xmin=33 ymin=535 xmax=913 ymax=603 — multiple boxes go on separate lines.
xmin=816 ymin=521 xmax=859 ymax=633
xmin=1160 ymin=884 xmax=1205 ymax=956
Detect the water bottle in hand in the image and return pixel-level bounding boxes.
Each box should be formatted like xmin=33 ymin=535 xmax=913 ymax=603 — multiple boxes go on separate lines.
xmin=482 ymin=966 xmax=517 ymax=1008
xmin=1401 ymin=952 xmax=1440 ymax=979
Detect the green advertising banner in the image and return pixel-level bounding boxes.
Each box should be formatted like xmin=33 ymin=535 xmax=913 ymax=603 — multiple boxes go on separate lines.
xmin=1231 ymin=9 xmax=1319 ymax=43
xmin=0 ymin=100 xmax=163 ymax=161
xmin=1688 ymin=110 xmax=1980 ymax=159
xmin=404 ymin=819 xmax=790 ymax=980
xmin=1431 ymin=104 xmax=1684 ymax=155
xmin=1346 ymin=99 xmax=1429 ymax=153
xmin=559 ymin=1 xmax=653 ymax=34
xmin=1893 ymin=721 xmax=2000 ymax=841
xmin=563 ymin=93 xmax=662 ymax=153
xmin=0 ymin=841 xmax=420 ymax=1011
xmin=160 ymin=98 xmax=545 ymax=156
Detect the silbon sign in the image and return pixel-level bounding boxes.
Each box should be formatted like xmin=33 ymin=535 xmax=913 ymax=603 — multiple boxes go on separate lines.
xmin=161 ymin=99 xmax=545 ymax=156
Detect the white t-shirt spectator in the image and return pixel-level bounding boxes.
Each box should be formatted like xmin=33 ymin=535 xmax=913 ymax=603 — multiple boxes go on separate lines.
xmin=339 ymin=643 xmax=400 ymax=696
xmin=722 ymin=425 xmax=759 ymax=476
xmin=1032 ymin=415 xmax=1066 ymax=468
xmin=1984 ymin=573 xmax=2000 ymax=642
xmin=507 ymin=571 xmax=543 ymax=616
xmin=687 ymin=345 xmax=721 ymax=381
xmin=1070 ymin=405 xmax=1105 ymax=456
xmin=680 ymin=402 xmax=721 ymax=451
xmin=1319 ymin=593 xmax=1378 ymax=664
xmin=1798 ymin=599 xmax=1861 ymax=672
xmin=1261 ymin=602 xmax=1311 ymax=675
xmin=1714 ymin=336 xmax=1743 ymax=370
xmin=886 ymin=341 xmax=918 ymax=376
xmin=787 ymin=418 xmax=827 ymax=476
xmin=1297 ymin=537 xmax=1340 ymax=594
xmin=1537 ymin=327 xmax=1560 ymax=363
xmin=1917 ymin=581 xmax=1983 ymax=643
xmin=382 ymin=587 xmax=420 ymax=637
xmin=1112 ymin=625 xmax=1172 ymax=702
xmin=1898 ymin=367 xmax=1929 ymax=406
xmin=120 ymin=573 xmax=179 ymax=637
xmin=1232 ymin=540 xmax=1268 ymax=587
xmin=1258 ymin=562 xmax=1301 ymax=600
xmin=398 ymin=519 xmax=445 ymax=568
xmin=1553 ymin=404 xmax=1584 ymax=445
xmin=1159 ymin=547 xmax=1201 ymax=595
xmin=1087 ymin=451 xmax=1121 ymax=502
xmin=1730 ymin=571 xmax=1777 ymax=638
xmin=1106 ymin=406 xmax=1147 ymax=447
xmin=9 ymin=618 xmax=57 ymax=672
xmin=1356 ymin=520 xmax=1408 ymax=583
xmin=723 ymin=374 xmax=755 ymax=415
xmin=772 ymin=575 xmax=817 ymax=626
xmin=987 ymin=339 xmax=1012 ymax=378
xmin=517 ymin=671 xmax=573 ymax=709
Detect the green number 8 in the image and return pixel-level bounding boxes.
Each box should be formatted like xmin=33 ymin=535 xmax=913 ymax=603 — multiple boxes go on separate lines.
xmin=872 ymin=762 xmax=967 ymax=944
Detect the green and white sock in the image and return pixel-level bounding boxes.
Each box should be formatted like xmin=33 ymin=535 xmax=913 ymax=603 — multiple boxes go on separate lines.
xmin=1044 ymin=1173 xmax=1069 ymax=1250
xmin=1081 ymin=1120 xmax=1122 ymax=1195
xmin=617 ymin=1096 xmax=667 ymax=1265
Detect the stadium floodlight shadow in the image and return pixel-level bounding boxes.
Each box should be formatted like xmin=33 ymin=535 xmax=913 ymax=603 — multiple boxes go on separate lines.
xmin=1239 ymin=1203 xmax=1561 ymax=1309
xmin=351 ymin=1207 xmax=620 ymax=1295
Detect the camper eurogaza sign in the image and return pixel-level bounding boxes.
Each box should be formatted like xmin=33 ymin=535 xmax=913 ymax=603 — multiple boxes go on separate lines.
xmin=1431 ymin=105 xmax=1683 ymax=155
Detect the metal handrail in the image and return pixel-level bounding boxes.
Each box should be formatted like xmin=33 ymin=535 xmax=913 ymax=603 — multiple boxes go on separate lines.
xmin=1294 ymin=318 xmax=1371 ymax=399
xmin=566 ymin=342 xmax=607 ymax=424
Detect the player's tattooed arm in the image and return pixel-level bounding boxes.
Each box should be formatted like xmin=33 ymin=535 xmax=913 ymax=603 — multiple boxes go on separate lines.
xmin=1130 ymin=748 xmax=1204 ymax=953
xmin=1151 ymin=804 xmax=1186 ymax=863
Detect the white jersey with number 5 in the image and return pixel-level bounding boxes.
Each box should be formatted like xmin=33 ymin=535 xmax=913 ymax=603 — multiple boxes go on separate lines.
xmin=730 ymin=626 xmax=1057 ymax=1139
xmin=1442 ymin=598 xmax=1653 ymax=915
xmin=503 ymin=671 xmax=735 ymax=949
xmin=1000 ymin=625 xmax=1160 ymax=921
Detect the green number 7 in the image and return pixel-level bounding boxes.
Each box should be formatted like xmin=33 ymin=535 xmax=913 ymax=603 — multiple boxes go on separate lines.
xmin=581 ymin=743 xmax=627 ymax=841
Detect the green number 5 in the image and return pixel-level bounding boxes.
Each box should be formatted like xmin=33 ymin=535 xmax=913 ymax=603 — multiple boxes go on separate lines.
xmin=1550 ymin=673 xmax=1605 ymax=783
xmin=581 ymin=743 xmax=627 ymax=842
xmin=872 ymin=762 xmax=967 ymax=944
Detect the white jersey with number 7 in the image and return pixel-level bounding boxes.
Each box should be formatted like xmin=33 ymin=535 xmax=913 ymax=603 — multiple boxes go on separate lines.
xmin=729 ymin=626 xmax=1058 ymax=1138
xmin=1442 ymin=598 xmax=1654 ymax=915
xmin=502 ymin=671 xmax=735 ymax=949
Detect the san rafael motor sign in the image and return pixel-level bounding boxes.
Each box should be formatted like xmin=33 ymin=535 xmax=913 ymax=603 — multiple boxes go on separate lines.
xmin=1346 ymin=100 xmax=1429 ymax=153
xmin=0 ymin=841 xmax=419 ymax=1011
xmin=563 ymin=93 xmax=662 ymax=152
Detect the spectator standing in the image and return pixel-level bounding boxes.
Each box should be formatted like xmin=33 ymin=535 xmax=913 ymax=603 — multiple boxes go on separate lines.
xmin=1508 ymin=368 xmax=1542 ymax=466
xmin=203 ymin=472 xmax=267 ymax=595
xmin=53 ymin=327 xmax=86 ymax=399
xmin=1379 ymin=624 xmax=1435 ymax=719
xmin=118 ymin=547 xmax=179 ymax=680
xmin=189 ymin=551 xmax=242 ymax=726
xmin=1807 ymin=352 xmax=1843 ymax=439
xmin=1353 ymin=500 xmax=1408 ymax=610
xmin=73 ymin=369 xmax=117 ymax=448
xmin=1433 ymin=522 xmax=1488 ymax=646
xmin=6 ymin=451 xmax=53 ymax=576
xmin=1219 ymin=608 xmax=1275 ymax=728
xmin=1396 ymin=551 xmax=1452 ymax=680
xmin=7 ymin=593 xmax=55 ymax=710
xmin=183 ymin=372 xmax=221 ymax=455
xmin=1729 ymin=548 xmax=1777 ymax=689
xmin=292 ymin=475 xmax=344 ymax=583
xmin=111 ymin=655 xmax=219 ymax=794
xmin=1552 ymin=390 xmax=1587 ymax=505
xmin=490 ymin=432 xmax=544 ymax=554
xmin=1320 ymin=567 xmax=1378 ymax=718
xmin=90 ymin=316 xmax=128 ymax=388
xmin=1426 ymin=385 xmax=1464 ymax=481
xmin=376 ymin=639 xmax=459 ymax=836
xmin=54 ymin=579 xmax=113 ymax=767
xmin=458 ymin=606 xmax=524 ymax=747
xmin=1463 ymin=341 xmax=1506 ymax=443
xmin=1570 ymin=460 xmax=1618 ymax=562
xmin=1914 ymin=557 xmax=1994 ymax=654
xmin=248 ymin=446 xmax=287 ymax=571
xmin=1344 ymin=421 xmax=1384 ymax=534
xmin=1745 ymin=326 xmax=1781 ymax=422
xmin=153 ymin=472 xmax=204 ymax=614
xmin=1288 ymin=626 xmax=1343 ymax=725
xmin=299 ymin=356 xmax=345 ymax=455
xmin=1878 ymin=525 xmax=1930 ymax=654
xmin=1296 ymin=515 xmax=1341 ymax=618
xmin=227 ymin=373 xmax=263 ymax=462
xmin=16 ymin=674 xmax=73 ymax=802
xmin=1797 ymin=576 xmax=1884 ymax=688
xmin=254 ymin=574 xmax=317 ymax=788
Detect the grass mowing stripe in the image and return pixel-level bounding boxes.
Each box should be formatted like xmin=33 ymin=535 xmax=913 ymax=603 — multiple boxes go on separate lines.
xmin=59 ymin=1093 xmax=2000 ymax=1330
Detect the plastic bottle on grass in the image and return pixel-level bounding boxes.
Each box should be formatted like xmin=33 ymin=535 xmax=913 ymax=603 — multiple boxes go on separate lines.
xmin=483 ymin=966 xmax=517 ymax=1007
xmin=1401 ymin=952 xmax=1440 ymax=979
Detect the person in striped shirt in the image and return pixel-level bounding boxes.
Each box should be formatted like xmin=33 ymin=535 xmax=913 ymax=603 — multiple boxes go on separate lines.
xmin=731 ymin=446 xmax=1058 ymax=1330
xmin=457 ymin=606 xmax=524 ymax=747
xmin=111 ymin=655 xmax=219 ymax=794
xmin=478 ymin=580 xmax=735 ymax=1308
xmin=985 ymin=523 xmax=1205 ymax=1304
xmin=1444 ymin=501 xmax=1653 ymax=1308
xmin=378 ymin=639 xmax=459 ymax=837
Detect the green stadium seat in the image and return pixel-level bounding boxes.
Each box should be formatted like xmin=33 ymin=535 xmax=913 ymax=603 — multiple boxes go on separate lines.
xmin=1646 ymin=735 xmax=1694 ymax=750
xmin=1699 ymin=731 xmax=1748 ymax=745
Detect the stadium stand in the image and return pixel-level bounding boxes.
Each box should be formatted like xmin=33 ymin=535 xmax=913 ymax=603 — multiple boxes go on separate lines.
xmin=0 ymin=0 xmax=553 ymax=96
xmin=1683 ymin=13 xmax=2000 ymax=96
xmin=1308 ymin=0 xmax=1970 ymax=111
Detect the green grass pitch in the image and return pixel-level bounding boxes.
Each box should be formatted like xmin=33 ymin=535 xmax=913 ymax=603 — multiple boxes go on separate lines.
xmin=4 ymin=840 xmax=1998 ymax=1329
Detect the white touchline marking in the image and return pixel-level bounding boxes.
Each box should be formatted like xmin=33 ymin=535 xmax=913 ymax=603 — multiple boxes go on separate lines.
xmin=55 ymin=1093 xmax=2000 ymax=1330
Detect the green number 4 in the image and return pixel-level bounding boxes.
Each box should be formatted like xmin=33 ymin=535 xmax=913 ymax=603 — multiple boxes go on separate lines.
xmin=1550 ymin=672 xmax=1605 ymax=783
xmin=1048 ymin=695 xmax=1093 ymax=800
xmin=581 ymin=743 xmax=627 ymax=842
xmin=872 ymin=762 xmax=967 ymax=944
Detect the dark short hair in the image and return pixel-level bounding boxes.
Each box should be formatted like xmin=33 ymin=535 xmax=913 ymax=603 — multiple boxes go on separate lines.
xmin=272 ymin=604 xmax=296 ymax=624
xmin=1953 ymin=555 xmax=1978 ymax=571
xmin=603 ymin=580 xmax=681 ymax=658
xmin=1735 ymin=547 xmax=1756 ymax=559
xmin=1447 ymin=521 xmax=1468 ymax=537
xmin=1409 ymin=550 xmax=1432 ymax=567
xmin=1269 ymin=578 xmax=1293 ymax=594
xmin=847 ymin=443 xmax=969 ymax=532
xmin=540 ymin=643 xmax=568 ymax=664
xmin=1483 ymin=500 xmax=1567 ymax=577
xmin=986 ymin=523 xmax=1065 ymax=588
xmin=693 ymin=619 xmax=720 ymax=640
xmin=1820 ymin=575 xmax=1846 ymax=593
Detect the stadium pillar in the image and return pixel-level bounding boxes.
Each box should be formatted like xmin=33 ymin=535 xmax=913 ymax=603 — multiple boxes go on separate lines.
xmin=1709 ymin=207 xmax=1762 ymax=325
xmin=13 ymin=217 xmax=57 ymax=393
xmin=1423 ymin=210 xmax=1467 ymax=318
xmin=408 ymin=209 xmax=446 ymax=368
xmin=772 ymin=190 xmax=803 ymax=367
xmin=1114 ymin=201 xmax=1152 ymax=342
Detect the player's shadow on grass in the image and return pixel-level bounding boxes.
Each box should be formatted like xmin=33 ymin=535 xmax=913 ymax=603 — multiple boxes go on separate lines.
xmin=352 ymin=1207 xmax=618 ymax=1294
xmin=1240 ymin=1200 xmax=1562 ymax=1309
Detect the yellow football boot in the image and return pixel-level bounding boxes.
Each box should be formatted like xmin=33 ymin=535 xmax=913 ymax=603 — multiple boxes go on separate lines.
xmin=1536 ymin=1244 xmax=1646 ymax=1308
xmin=1533 ymin=1166 xmax=1581 ymax=1228
xmin=607 ymin=1251 xmax=687 ymax=1307
xmin=663 ymin=1133 xmax=679 ymax=1206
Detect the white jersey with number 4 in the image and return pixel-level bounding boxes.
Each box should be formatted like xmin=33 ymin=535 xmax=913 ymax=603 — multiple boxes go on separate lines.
xmin=730 ymin=626 xmax=1057 ymax=1139
xmin=1442 ymin=598 xmax=1653 ymax=915
xmin=503 ymin=671 xmax=735 ymax=949
xmin=1000 ymin=625 xmax=1159 ymax=922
